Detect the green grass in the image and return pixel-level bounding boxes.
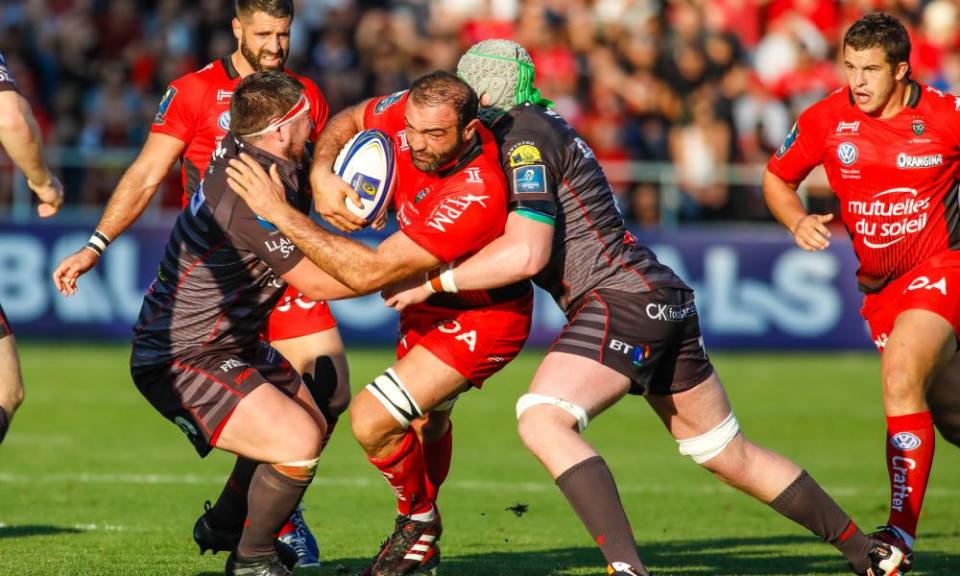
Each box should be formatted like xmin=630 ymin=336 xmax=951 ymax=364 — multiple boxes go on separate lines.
xmin=0 ymin=344 xmax=958 ymax=575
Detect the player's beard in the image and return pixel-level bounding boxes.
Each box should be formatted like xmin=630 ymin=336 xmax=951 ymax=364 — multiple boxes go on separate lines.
xmin=240 ymin=38 xmax=286 ymax=72
xmin=411 ymin=131 xmax=463 ymax=173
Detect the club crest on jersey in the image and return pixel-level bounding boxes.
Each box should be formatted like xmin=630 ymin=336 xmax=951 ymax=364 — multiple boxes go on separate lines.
xmin=154 ymin=86 xmax=178 ymax=125
xmin=912 ymin=120 xmax=925 ymax=136
xmin=218 ymin=111 xmax=231 ymax=132
xmin=508 ymin=143 xmax=543 ymax=168
xmin=837 ymin=142 xmax=858 ymax=166
xmin=776 ymin=123 xmax=799 ymax=158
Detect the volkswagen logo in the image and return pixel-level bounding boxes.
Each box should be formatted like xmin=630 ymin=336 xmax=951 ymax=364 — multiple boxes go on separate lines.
xmin=890 ymin=432 xmax=922 ymax=451
xmin=837 ymin=142 xmax=858 ymax=166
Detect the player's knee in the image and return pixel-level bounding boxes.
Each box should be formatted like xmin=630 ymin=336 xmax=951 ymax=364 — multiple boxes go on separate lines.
xmin=516 ymin=393 xmax=589 ymax=431
xmin=677 ymin=412 xmax=741 ymax=465
xmin=515 ymin=394 xmax=589 ymax=453
xmin=881 ymin=365 xmax=922 ymax=407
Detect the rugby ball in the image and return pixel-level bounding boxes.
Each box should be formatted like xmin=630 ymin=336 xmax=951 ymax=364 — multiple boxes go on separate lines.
xmin=332 ymin=129 xmax=396 ymax=226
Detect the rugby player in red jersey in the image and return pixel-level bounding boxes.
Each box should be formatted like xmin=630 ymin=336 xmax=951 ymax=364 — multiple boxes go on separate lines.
xmin=0 ymin=50 xmax=63 ymax=445
xmin=765 ymin=13 xmax=960 ymax=572
xmin=50 ymin=0 xmax=340 ymax=566
xmin=226 ymin=71 xmax=533 ymax=576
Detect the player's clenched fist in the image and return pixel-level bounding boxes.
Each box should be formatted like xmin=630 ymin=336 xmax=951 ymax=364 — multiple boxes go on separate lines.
xmin=791 ymin=213 xmax=833 ymax=251
xmin=52 ymin=248 xmax=99 ymax=296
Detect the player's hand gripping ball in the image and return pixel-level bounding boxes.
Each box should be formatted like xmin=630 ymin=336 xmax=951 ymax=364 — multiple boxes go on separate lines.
xmin=333 ymin=129 xmax=396 ymax=227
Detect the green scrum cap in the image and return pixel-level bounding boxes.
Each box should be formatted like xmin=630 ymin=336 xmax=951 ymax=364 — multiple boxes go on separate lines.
xmin=457 ymin=39 xmax=553 ymax=121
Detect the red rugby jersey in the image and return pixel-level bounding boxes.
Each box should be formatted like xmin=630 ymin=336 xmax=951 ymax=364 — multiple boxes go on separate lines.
xmin=362 ymin=91 xmax=509 ymax=264
xmin=768 ymin=82 xmax=960 ymax=292
xmin=150 ymin=56 xmax=329 ymax=206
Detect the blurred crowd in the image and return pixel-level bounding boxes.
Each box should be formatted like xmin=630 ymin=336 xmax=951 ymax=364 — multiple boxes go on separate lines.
xmin=2 ymin=0 xmax=959 ymax=223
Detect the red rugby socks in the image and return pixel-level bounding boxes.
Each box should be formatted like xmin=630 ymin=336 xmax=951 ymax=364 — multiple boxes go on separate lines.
xmin=423 ymin=421 xmax=453 ymax=503
xmin=369 ymin=429 xmax=433 ymax=517
xmin=885 ymin=411 xmax=935 ymax=542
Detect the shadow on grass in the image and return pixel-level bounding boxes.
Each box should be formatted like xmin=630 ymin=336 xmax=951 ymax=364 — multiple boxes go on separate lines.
xmin=230 ymin=534 xmax=959 ymax=576
xmin=0 ymin=524 xmax=83 ymax=539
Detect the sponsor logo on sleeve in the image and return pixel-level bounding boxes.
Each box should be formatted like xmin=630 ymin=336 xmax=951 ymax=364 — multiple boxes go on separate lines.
xmin=174 ymin=416 xmax=199 ymax=440
xmin=464 ymin=167 xmax=483 ymax=183
xmin=264 ymin=237 xmax=296 ymax=258
xmin=154 ymin=86 xmax=178 ymax=125
xmin=508 ymin=143 xmax=543 ymax=167
xmin=513 ymin=165 xmax=548 ymax=195
xmin=375 ymin=90 xmax=407 ymax=114
xmin=776 ymin=123 xmax=799 ymax=159
xmin=836 ymin=142 xmax=858 ymax=165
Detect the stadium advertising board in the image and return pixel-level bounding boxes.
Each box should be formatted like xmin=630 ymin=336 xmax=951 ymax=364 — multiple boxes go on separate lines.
xmin=0 ymin=222 xmax=872 ymax=349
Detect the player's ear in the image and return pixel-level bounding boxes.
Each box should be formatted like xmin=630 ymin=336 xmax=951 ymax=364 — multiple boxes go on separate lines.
xmin=232 ymin=18 xmax=243 ymax=43
xmin=894 ymin=61 xmax=909 ymax=82
xmin=462 ymin=118 xmax=480 ymax=140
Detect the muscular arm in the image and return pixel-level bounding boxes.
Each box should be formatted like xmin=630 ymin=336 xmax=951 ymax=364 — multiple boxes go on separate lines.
xmin=0 ymin=90 xmax=63 ymax=216
xmin=450 ymin=211 xmax=553 ymax=289
xmin=93 ymin=132 xmax=185 ymax=240
xmin=281 ymin=258 xmax=363 ymax=301
xmin=762 ymin=168 xmax=832 ymax=251
xmin=381 ymin=211 xmax=552 ymax=310
xmin=0 ymin=90 xmax=53 ymax=185
xmin=309 ymin=100 xmax=370 ymax=231
xmin=51 ymin=132 xmax=184 ymax=296
xmin=271 ymin=204 xmax=439 ymax=293
xmin=227 ymin=153 xmax=440 ymax=293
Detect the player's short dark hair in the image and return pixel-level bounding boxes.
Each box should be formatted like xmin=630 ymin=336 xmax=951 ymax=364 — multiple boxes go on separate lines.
xmin=235 ymin=0 xmax=294 ymax=19
xmin=409 ymin=71 xmax=479 ymax=132
xmin=230 ymin=71 xmax=303 ymax=137
xmin=844 ymin=13 xmax=911 ymax=75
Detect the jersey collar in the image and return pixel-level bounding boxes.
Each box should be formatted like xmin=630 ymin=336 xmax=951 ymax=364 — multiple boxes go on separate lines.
xmin=222 ymin=56 xmax=240 ymax=80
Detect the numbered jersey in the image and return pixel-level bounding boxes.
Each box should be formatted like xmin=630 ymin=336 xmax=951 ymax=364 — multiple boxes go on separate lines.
xmin=768 ymin=82 xmax=960 ymax=293
xmin=490 ymin=104 xmax=687 ymax=315
xmin=151 ymin=57 xmax=329 ymax=205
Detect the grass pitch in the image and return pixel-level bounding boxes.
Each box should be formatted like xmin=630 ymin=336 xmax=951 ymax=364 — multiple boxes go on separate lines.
xmin=0 ymin=344 xmax=957 ymax=576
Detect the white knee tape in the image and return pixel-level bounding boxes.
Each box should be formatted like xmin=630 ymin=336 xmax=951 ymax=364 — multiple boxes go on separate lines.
xmin=677 ymin=412 xmax=740 ymax=464
xmin=366 ymin=368 xmax=423 ymax=428
xmin=515 ymin=393 xmax=590 ymax=432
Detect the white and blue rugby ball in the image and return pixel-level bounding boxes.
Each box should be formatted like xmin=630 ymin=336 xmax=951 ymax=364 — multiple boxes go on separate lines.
xmin=333 ymin=129 xmax=396 ymax=226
